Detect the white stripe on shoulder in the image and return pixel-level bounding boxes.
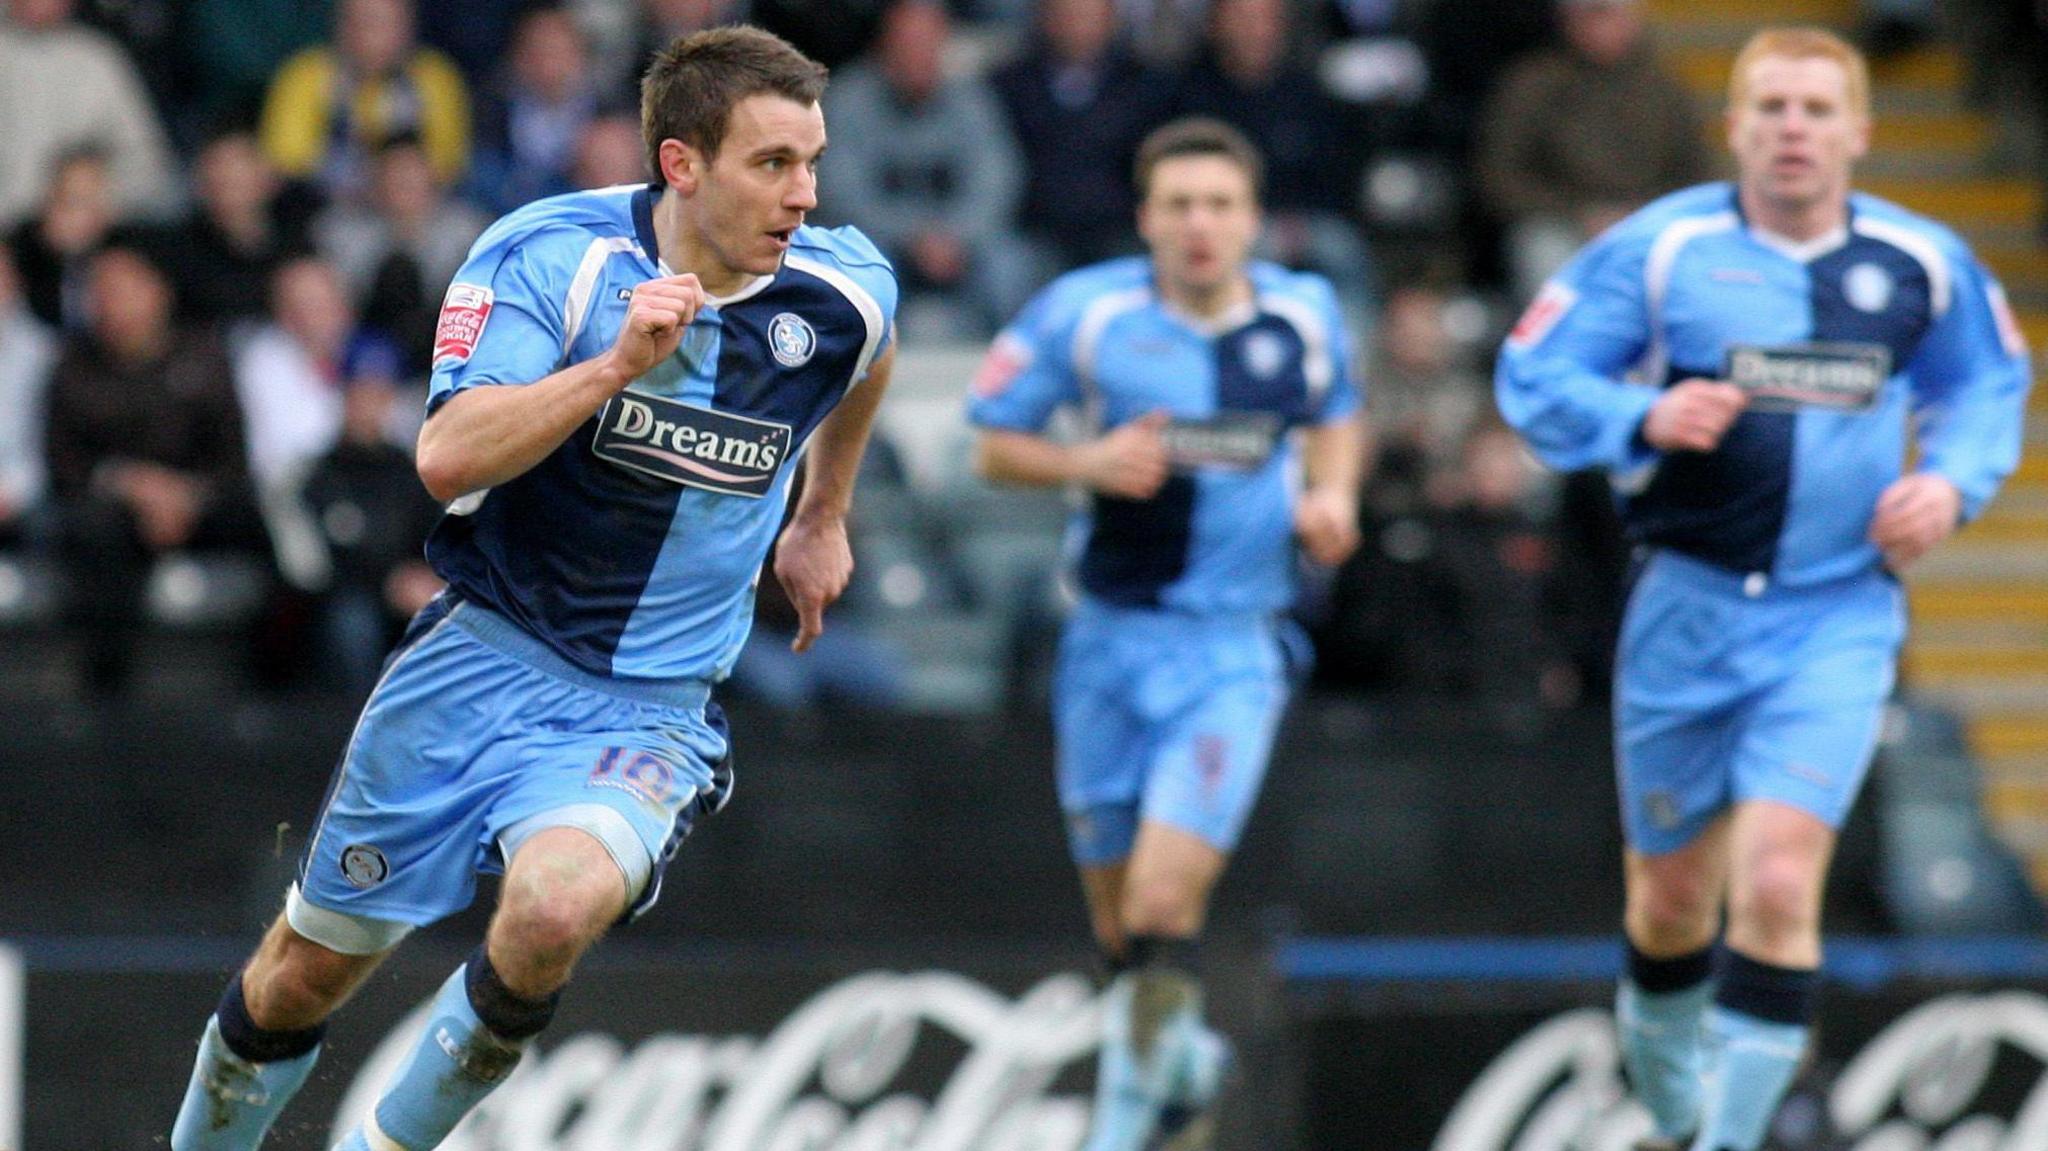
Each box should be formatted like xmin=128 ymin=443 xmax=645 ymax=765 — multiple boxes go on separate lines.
xmin=1853 ymin=216 xmax=1953 ymax=315
xmin=1072 ymin=287 xmax=1151 ymax=389
xmin=1646 ymin=210 xmax=1739 ymax=317
xmin=785 ymin=253 xmax=885 ymax=392
xmin=1259 ymin=291 xmax=1335 ymax=399
xmin=586 ymin=182 xmax=647 ymax=197
xmin=562 ymin=236 xmax=640 ymax=358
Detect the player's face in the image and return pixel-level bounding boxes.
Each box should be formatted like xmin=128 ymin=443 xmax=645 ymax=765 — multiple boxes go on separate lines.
xmin=686 ymin=94 xmax=825 ymax=285
xmin=1138 ymin=155 xmax=1260 ymax=299
xmin=1727 ymin=54 xmax=1868 ymax=220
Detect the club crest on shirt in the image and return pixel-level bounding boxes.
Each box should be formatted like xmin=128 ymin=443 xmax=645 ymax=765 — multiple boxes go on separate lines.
xmin=1241 ymin=330 xmax=1289 ymax=380
xmin=1843 ymin=262 xmax=1894 ymax=313
xmin=433 ymin=283 xmax=494 ymax=368
xmin=593 ymin=391 xmax=792 ymax=498
xmin=768 ymin=311 xmax=817 ymax=367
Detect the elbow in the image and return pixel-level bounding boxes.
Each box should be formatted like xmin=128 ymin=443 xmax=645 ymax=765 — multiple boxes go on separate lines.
xmin=415 ymin=441 xmax=469 ymax=505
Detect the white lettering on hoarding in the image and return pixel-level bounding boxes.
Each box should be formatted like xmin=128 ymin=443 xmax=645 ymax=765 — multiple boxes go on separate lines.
xmin=333 ymin=971 xmax=1100 ymax=1151
xmin=1433 ymin=993 xmax=2048 ymax=1151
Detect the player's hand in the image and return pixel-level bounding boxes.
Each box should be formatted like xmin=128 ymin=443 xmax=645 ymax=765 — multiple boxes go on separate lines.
xmin=1870 ymin=472 xmax=1962 ymax=570
xmin=1075 ymin=409 xmax=1171 ymax=499
xmin=773 ymin=514 xmax=852 ymax=653
xmin=1641 ymin=379 xmax=1749 ymax=453
xmin=1294 ymin=485 xmax=1360 ymax=567
xmin=608 ymin=274 xmax=705 ymax=384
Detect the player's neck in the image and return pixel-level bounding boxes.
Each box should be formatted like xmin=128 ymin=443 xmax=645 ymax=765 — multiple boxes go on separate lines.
xmin=1739 ymin=183 xmax=1849 ymax=244
xmin=1157 ymin=275 xmax=1252 ymax=324
xmin=651 ymin=193 xmax=752 ymax=298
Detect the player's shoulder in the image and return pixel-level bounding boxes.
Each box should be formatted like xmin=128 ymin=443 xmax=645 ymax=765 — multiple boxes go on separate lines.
xmin=467 ymin=185 xmax=645 ymax=266
xmin=1031 ymin=255 xmax=1154 ymax=322
xmin=1249 ymin=259 xmax=1341 ymax=310
xmin=1849 ymin=189 xmax=1979 ymax=267
xmin=1600 ymin=183 xmax=1744 ymax=255
xmin=785 ymin=223 xmax=900 ymax=312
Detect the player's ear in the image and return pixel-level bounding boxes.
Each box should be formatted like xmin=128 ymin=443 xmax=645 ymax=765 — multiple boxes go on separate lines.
xmin=657 ymin=138 xmax=700 ymax=193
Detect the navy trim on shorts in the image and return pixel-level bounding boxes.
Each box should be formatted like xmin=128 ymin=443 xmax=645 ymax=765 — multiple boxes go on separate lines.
xmin=450 ymin=598 xmax=713 ymax=709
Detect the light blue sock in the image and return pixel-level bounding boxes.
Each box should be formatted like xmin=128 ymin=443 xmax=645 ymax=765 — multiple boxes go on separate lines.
xmin=1084 ymin=969 xmax=1203 ymax=1151
xmin=335 ymin=964 xmax=526 ymax=1151
xmin=1695 ymin=1006 xmax=1809 ymax=1151
xmin=1617 ymin=979 xmax=1712 ymax=1141
xmin=170 ymin=1015 xmax=320 ymax=1151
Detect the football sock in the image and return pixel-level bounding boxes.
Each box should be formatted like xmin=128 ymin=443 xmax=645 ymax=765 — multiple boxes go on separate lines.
xmin=334 ymin=944 xmax=556 ymax=1151
xmin=1616 ymin=942 xmax=1713 ymax=1142
xmin=1694 ymin=949 xmax=1816 ymax=1151
xmin=1084 ymin=935 xmax=1205 ymax=1151
xmin=170 ymin=972 xmax=324 ymax=1151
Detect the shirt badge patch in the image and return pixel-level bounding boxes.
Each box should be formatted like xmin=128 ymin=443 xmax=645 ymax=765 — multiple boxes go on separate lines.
xmin=768 ymin=312 xmax=816 ymax=367
xmin=1507 ymin=281 xmax=1578 ymax=349
xmin=971 ymin=331 xmax=1033 ymax=398
xmin=433 ymin=283 xmax=494 ymax=368
xmin=1242 ymin=330 xmax=1288 ymax=380
xmin=1844 ymin=262 xmax=1894 ymax=313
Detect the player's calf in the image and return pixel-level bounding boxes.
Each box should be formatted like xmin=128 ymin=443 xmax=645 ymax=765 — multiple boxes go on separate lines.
xmin=333 ymin=943 xmax=560 ymax=1151
xmin=170 ymin=972 xmax=326 ymax=1151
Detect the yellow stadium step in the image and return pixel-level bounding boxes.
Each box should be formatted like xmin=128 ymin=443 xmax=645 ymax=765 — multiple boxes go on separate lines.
xmin=1908 ymin=645 xmax=2048 ymax=679
xmin=1971 ymin=713 xmax=2048 ymax=757
xmin=1860 ymin=178 xmax=2043 ymax=226
xmin=1646 ymin=0 xmax=1852 ymax=26
xmin=1909 ymin=585 xmax=2048 ymax=625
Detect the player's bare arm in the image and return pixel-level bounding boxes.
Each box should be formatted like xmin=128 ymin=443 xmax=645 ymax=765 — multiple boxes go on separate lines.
xmin=1294 ymin=413 xmax=1364 ymax=567
xmin=416 ymin=274 xmax=707 ymax=502
xmin=1641 ymin=378 xmax=1750 ymax=453
xmin=775 ymin=342 xmax=897 ymax=653
xmin=975 ymin=409 xmax=1172 ymax=498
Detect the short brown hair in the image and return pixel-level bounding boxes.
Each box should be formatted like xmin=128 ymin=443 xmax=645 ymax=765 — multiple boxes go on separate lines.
xmin=1729 ymin=26 xmax=1869 ymax=120
xmin=640 ymin=26 xmax=829 ymax=175
xmin=1133 ymin=117 xmax=1265 ymax=202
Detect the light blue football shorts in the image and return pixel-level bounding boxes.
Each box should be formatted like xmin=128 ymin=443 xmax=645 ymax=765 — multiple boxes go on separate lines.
xmin=1616 ymin=550 xmax=1906 ymax=856
xmin=288 ymin=595 xmax=733 ymax=954
xmin=1053 ymin=599 xmax=1301 ymax=867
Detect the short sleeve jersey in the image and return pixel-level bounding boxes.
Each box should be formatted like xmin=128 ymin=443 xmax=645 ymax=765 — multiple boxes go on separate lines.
xmin=1497 ymin=182 xmax=2031 ymax=585
xmin=425 ymin=184 xmax=898 ymax=681
xmin=967 ymin=256 xmax=1359 ymax=615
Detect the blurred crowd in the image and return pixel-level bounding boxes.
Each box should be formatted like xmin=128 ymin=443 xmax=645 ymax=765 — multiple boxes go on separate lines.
xmin=0 ymin=0 xmax=2041 ymax=711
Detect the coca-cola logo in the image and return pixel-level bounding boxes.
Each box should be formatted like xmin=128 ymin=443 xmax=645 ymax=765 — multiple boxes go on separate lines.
xmin=1432 ymin=993 xmax=2048 ymax=1151
xmin=332 ymin=971 xmax=1104 ymax=1151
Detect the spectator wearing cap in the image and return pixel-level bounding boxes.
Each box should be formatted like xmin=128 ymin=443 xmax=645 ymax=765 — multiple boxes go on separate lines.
xmin=296 ymin=333 xmax=443 ymax=692
xmin=44 ymin=241 xmax=267 ymax=694
xmin=1473 ymin=0 xmax=1709 ymax=300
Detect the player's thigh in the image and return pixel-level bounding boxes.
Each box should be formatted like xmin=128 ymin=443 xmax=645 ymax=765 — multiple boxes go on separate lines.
xmin=1615 ymin=567 xmax=1750 ymax=855
xmin=1731 ymin=580 xmax=1904 ymax=828
xmin=1053 ymin=624 xmax=1152 ymax=865
xmin=486 ymin=697 xmax=734 ymax=924
xmin=1140 ymin=668 xmax=1288 ymax=855
xmin=295 ymin=608 xmax=533 ymax=948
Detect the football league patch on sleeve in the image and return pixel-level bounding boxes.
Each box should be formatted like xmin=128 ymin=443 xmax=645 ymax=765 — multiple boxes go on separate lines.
xmin=1987 ymin=280 xmax=2028 ymax=357
xmin=433 ymin=283 xmax=495 ymax=368
xmin=1506 ymin=281 xmax=1578 ymax=350
xmin=971 ymin=331 xmax=1033 ymax=398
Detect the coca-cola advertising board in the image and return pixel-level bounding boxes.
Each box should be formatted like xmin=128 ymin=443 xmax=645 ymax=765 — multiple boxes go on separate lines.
xmin=1290 ymin=936 xmax=2048 ymax=1151
xmin=15 ymin=939 xmax=1281 ymax=1151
